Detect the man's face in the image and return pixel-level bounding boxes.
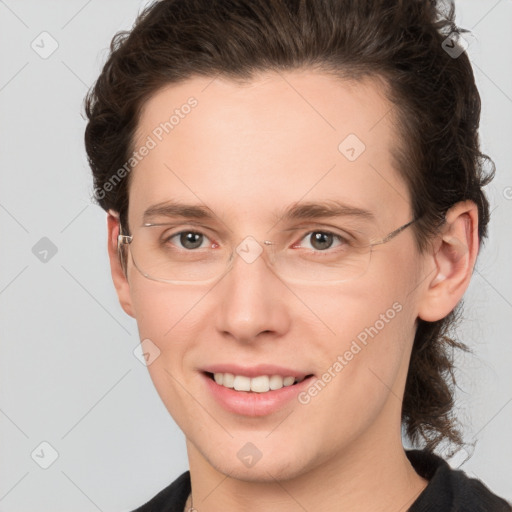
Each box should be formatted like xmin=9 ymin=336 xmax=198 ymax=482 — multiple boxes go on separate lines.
xmin=120 ymin=70 xmax=426 ymax=481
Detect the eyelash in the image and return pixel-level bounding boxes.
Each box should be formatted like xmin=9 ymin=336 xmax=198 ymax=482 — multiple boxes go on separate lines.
xmin=160 ymin=228 xmax=350 ymax=252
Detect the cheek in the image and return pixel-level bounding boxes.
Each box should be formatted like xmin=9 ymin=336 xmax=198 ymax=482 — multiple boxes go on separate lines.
xmin=128 ymin=273 xmax=205 ymax=339
xmin=127 ymin=277 xmax=202 ymax=384
xmin=128 ymin=277 xmax=210 ymax=426
xmin=299 ymin=281 xmax=414 ymax=422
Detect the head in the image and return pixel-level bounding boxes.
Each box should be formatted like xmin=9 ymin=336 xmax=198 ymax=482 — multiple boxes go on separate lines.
xmin=84 ymin=0 xmax=494 ymax=479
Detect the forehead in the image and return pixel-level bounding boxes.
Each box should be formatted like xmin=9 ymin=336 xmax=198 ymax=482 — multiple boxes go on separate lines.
xmin=128 ymin=70 xmax=410 ymax=230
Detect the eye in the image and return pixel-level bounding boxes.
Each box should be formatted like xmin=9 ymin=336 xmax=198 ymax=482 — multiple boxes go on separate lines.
xmin=164 ymin=230 xmax=212 ymax=250
xmin=295 ymin=230 xmax=348 ymax=251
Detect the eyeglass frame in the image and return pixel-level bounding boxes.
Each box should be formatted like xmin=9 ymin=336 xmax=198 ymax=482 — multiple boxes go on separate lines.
xmin=116 ymin=215 xmax=421 ymax=285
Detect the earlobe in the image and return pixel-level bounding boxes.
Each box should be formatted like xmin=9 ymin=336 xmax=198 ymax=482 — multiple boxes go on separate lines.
xmin=417 ymin=201 xmax=479 ymax=322
xmin=107 ymin=210 xmax=135 ymax=318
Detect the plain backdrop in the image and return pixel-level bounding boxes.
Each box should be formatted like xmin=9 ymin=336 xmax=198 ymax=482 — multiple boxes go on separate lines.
xmin=0 ymin=1 xmax=511 ymax=510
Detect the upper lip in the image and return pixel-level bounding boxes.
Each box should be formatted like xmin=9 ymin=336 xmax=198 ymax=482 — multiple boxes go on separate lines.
xmin=202 ymin=364 xmax=313 ymax=379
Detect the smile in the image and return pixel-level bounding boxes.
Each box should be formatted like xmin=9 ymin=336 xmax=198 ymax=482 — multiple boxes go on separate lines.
xmin=208 ymin=372 xmax=309 ymax=393
xmin=202 ymin=371 xmax=316 ymax=416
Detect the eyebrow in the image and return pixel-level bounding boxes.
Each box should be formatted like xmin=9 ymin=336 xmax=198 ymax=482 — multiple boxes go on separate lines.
xmin=142 ymin=199 xmax=375 ymax=224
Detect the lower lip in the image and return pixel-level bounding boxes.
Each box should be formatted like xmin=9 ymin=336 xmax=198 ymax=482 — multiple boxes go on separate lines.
xmin=201 ymin=372 xmax=315 ymax=417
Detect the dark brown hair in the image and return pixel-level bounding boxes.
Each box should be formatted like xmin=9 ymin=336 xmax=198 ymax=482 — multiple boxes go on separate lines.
xmin=84 ymin=0 xmax=495 ymax=452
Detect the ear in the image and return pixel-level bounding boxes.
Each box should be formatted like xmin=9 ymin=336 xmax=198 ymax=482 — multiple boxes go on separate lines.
xmin=417 ymin=200 xmax=479 ymax=322
xmin=107 ymin=210 xmax=135 ymax=318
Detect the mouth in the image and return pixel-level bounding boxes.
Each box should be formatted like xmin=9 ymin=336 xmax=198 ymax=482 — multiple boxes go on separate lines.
xmin=201 ymin=369 xmax=316 ymax=416
xmin=203 ymin=371 xmax=316 ymax=393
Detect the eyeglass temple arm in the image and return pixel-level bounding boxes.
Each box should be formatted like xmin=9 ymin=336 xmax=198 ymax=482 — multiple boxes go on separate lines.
xmin=116 ymin=222 xmax=132 ymax=276
xmin=371 ymin=218 xmax=418 ymax=246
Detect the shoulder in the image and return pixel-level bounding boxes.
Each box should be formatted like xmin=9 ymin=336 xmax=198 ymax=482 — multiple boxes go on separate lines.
xmin=407 ymin=449 xmax=512 ymax=512
xmin=129 ymin=470 xmax=191 ymax=512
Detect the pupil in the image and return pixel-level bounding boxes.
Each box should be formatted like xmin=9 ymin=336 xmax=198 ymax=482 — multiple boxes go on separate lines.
xmin=180 ymin=232 xmax=203 ymax=249
xmin=311 ymin=232 xmax=333 ymax=250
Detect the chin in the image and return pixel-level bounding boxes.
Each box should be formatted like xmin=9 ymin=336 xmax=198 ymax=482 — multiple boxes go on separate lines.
xmin=200 ymin=440 xmax=319 ymax=484
xmin=215 ymin=459 xmax=308 ymax=483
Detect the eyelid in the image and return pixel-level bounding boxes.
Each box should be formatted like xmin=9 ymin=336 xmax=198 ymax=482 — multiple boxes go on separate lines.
xmin=147 ymin=221 xmax=218 ymax=236
xmin=149 ymin=222 xmax=362 ymax=247
xmin=281 ymin=224 xmax=359 ymax=243
xmin=161 ymin=229 xmax=350 ymax=255
xmin=280 ymin=219 xmax=365 ymax=232
xmin=159 ymin=225 xmax=218 ymax=243
xmin=292 ymin=229 xmax=349 ymax=250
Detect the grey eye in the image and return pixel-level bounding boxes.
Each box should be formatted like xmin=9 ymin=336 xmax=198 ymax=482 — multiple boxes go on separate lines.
xmin=299 ymin=231 xmax=346 ymax=251
xmin=163 ymin=231 xmax=209 ymax=250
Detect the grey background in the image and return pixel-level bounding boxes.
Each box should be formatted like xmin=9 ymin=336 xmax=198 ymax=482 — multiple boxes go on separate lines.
xmin=0 ymin=0 xmax=510 ymax=510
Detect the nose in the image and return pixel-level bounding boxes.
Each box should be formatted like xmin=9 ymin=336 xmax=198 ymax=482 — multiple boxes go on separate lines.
xmin=213 ymin=240 xmax=292 ymax=343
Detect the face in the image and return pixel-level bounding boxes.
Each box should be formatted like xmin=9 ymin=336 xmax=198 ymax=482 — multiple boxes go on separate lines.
xmin=113 ymin=70 xmax=430 ymax=481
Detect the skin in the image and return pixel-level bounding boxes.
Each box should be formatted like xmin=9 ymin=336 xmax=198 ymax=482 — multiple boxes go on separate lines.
xmin=106 ymin=70 xmax=479 ymax=512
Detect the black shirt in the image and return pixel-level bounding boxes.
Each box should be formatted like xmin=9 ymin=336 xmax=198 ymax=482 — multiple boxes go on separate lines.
xmin=131 ymin=449 xmax=511 ymax=511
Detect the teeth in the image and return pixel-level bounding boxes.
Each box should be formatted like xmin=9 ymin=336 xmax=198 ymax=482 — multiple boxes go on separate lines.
xmin=250 ymin=375 xmax=269 ymax=393
xmin=234 ymin=375 xmax=251 ymax=391
xmin=212 ymin=373 xmax=305 ymax=392
xmin=269 ymin=375 xmax=284 ymax=390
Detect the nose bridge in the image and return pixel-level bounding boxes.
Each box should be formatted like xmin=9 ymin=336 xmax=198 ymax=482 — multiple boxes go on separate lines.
xmin=214 ymin=236 xmax=291 ymax=341
xmin=233 ymin=235 xmax=273 ymax=266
